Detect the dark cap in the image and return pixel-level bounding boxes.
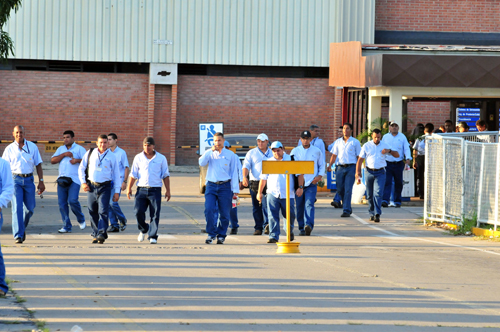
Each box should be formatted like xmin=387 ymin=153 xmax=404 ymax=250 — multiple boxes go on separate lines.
xmin=143 ymin=137 xmax=155 ymax=145
xmin=300 ymin=130 xmax=312 ymax=138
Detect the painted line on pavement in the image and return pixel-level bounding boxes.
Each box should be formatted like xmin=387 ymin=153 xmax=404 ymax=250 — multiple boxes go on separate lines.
xmin=170 ymin=205 xmax=202 ymax=226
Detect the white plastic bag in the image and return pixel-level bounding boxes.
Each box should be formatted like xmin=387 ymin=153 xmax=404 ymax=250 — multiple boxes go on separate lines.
xmin=351 ymin=182 xmax=366 ymax=204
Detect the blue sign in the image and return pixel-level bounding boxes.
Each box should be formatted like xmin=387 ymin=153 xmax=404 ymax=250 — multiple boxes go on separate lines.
xmin=457 ymin=108 xmax=480 ymax=132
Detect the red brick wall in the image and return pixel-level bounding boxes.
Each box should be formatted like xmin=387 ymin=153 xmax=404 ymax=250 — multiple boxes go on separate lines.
xmin=376 ymin=0 xmax=500 ymax=32
xmin=176 ymin=75 xmax=336 ymax=165
xmin=0 ymin=71 xmax=149 ymax=163
xmin=153 ymin=85 xmax=172 ymax=158
xmin=407 ymin=101 xmax=451 ymax=130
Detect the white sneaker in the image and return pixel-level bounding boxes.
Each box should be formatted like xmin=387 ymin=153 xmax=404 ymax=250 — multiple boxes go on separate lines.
xmin=150 ymin=238 xmax=157 ymax=244
xmin=79 ymin=221 xmax=86 ymax=230
xmin=58 ymin=228 xmax=71 ymax=233
xmin=138 ymin=232 xmax=146 ymax=242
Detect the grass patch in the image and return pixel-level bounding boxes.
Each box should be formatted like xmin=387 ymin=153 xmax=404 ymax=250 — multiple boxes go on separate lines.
xmin=347 ymin=322 xmax=363 ymax=325
xmin=35 ymin=320 xmax=48 ymax=331
xmin=450 ymin=217 xmax=476 ymax=236
xmin=3 ymin=320 xmax=21 ymax=324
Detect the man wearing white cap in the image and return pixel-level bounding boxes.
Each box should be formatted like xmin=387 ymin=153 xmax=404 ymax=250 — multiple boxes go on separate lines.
xmin=242 ymin=133 xmax=272 ymax=235
xmin=257 ymin=141 xmax=298 ymax=243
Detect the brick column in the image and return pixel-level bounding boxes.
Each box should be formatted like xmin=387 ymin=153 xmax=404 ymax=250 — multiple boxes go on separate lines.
xmin=170 ymin=84 xmax=178 ymax=165
xmin=147 ymin=84 xmax=155 ymax=136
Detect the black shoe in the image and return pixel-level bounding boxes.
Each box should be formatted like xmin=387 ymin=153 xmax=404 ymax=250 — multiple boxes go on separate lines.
xmin=340 ymin=212 xmax=350 ymax=217
xmin=97 ymin=234 xmax=106 ymax=244
xmin=331 ymin=201 xmax=341 ymax=208
xmin=253 ymin=229 xmax=262 ymax=235
xmin=381 ymin=202 xmax=389 ymax=208
xmin=230 ymin=228 xmax=238 ymax=235
xmin=299 ymin=230 xmax=306 ymax=236
xmin=14 ymin=237 xmax=23 ymax=244
xmin=305 ymin=225 xmax=312 ymax=236
xmin=217 ymin=237 xmax=225 ymax=244
xmin=395 ymin=205 xmax=401 ymax=208
xmin=267 ymin=238 xmax=278 ymax=243
xmin=374 ymin=214 xmax=380 ymax=223
xmin=92 ymin=238 xmax=98 ymax=244
xmin=264 ymin=225 xmax=269 ymax=234
xmin=369 ymin=215 xmax=375 ymax=221
xmin=107 ymin=226 xmax=119 ymax=233
xmin=119 ymin=220 xmax=127 ymax=231
xmin=290 ymin=232 xmax=295 ymax=242
xmin=201 ymin=229 xmax=207 ymax=233
xmin=22 ymin=233 xmax=26 ymax=242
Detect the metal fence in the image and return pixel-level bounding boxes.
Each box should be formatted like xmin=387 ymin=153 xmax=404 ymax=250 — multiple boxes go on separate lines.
xmin=424 ymin=131 xmax=500 ymax=231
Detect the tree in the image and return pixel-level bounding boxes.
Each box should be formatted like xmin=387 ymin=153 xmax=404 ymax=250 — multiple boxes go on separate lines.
xmin=0 ymin=0 xmax=22 ymax=62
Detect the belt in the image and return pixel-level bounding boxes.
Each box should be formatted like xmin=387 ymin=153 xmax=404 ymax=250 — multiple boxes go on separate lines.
xmin=366 ymin=167 xmax=385 ymax=172
xmin=387 ymin=160 xmax=403 ymax=164
xmin=209 ymin=180 xmax=230 ymax=185
xmin=138 ymin=186 xmax=160 ymax=189
xmin=337 ymin=164 xmax=355 ymax=167
xmin=13 ymin=173 xmax=33 ymax=177
xmin=90 ymin=180 xmax=111 ymax=187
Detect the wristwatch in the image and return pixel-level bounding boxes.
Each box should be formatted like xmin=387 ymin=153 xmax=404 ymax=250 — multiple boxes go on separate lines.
xmin=39 ymin=179 xmax=44 ymax=182
xmin=299 ymin=185 xmax=304 ymax=189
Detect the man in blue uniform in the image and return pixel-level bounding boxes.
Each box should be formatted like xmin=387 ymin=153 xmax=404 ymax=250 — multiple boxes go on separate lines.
xmin=107 ymin=133 xmax=129 ymax=232
xmin=0 ymin=156 xmax=14 ymax=295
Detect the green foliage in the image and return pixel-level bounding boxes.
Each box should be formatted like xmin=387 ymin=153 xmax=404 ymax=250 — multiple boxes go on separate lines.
xmin=450 ymin=214 xmax=477 ymax=236
xmin=356 ymin=117 xmax=390 ymax=144
xmin=0 ymin=0 xmax=22 ymax=61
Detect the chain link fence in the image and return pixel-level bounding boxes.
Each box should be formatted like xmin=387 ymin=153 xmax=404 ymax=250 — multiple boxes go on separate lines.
xmin=424 ymin=132 xmax=500 ymax=231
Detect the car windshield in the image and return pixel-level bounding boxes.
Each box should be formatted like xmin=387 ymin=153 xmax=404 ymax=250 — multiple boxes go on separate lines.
xmin=225 ymin=137 xmax=257 ymax=147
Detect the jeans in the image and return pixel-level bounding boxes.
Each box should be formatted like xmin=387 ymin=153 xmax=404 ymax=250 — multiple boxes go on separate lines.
xmin=249 ymin=186 xmax=268 ymax=230
xmin=336 ymin=164 xmax=356 ymax=214
xmin=366 ymin=168 xmax=386 ymax=216
xmin=11 ymin=175 xmax=36 ymax=239
xmin=87 ymin=182 xmax=112 ymax=238
xmin=134 ymin=187 xmax=162 ymax=240
xmin=215 ymin=198 xmax=239 ymax=229
xmin=204 ymin=181 xmax=232 ymax=239
xmin=383 ymin=161 xmax=404 ymax=206
xmin=295 ymin=183 xmax=317 ymax=231
xmin=267 ymin=194 xmax=295 ymax=241
xmin=333 ymin=192 xmax=342 ymax=204
xmin=109 ymin=188 xmax=127 ymax=227
xmin=416 ymin=155 xmax=425 ymax=199
xmin=0 ymin=212 xmax=8 ymax=294
xmin=57 ymin=181 xmax=85 ymax=231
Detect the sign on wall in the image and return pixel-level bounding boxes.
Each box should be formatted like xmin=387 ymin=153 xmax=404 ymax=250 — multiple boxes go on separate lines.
xmin=199 ymin=122 xmax=223 ymax=155
xmin=456 ymin=107 xmax=480 ymax=132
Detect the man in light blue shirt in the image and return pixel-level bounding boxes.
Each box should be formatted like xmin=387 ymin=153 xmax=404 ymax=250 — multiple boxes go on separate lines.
xmin=2 ymin=125 xmax=45 ymax=244
xmin=199 ymin=132 xmax=240 ymax=244
xmin=356 ymin=129 xmax=399 ymax=222
xmin=292 ymin=130 xmax=325 ymax=236
xmin=78 ymin=134 xmax=121 ymax=244
xmin=381 ymin=121 xmax=411 ymax=208
xmin=107 ymin=133 xmax=129 ymax=233
xmin=126 ymin=137 xmax=170 ymax=244
xmin=328 ymin=123 xmax=361 ymax=218
xmin=242 ymin=133 xmax=272 ymax=235
xmin=297 ymin=125 xmax=326 ymax=161
xmin=0 ymin=157 xmax=14 ymax=295
xmin=257 ymin=141 xmax=298 ymax=243
xmin=51 ymin=130 xmax=87 ymax=233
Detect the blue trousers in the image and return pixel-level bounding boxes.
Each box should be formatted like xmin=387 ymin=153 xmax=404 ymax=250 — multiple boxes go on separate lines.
xmin=249 ymin=186 xmax=268 ymax=230
xmin=87 ymin=182 xmax=112 ymax=238
xmin=109 ymin=188 xmax=127 ymax=227
xmin=215 ymin=198 xmax=239 ymax=229
xmin=204 ymin=181 xmax=232 ymax=239
xmin=267 ymin=194 xmax=295 ymax=241
xmin=57 ymin=181 xmax=85 ymax=231
xmin=134 ymin=187 xmax=162 ymax=240
xmin=383 ymin=161 xmax=404 ymax=206
xmin=366 ymin=169 xmax=386 ymax=216
xmin=11 ymin=175 xmax=36 ymax=239
xmin=0 ymin=212 xmax=8 ymax=294
xmin=336 ymin=165 xmax=356 ymax=214
xmin=296 ymin=183 xmax=317 ymax=231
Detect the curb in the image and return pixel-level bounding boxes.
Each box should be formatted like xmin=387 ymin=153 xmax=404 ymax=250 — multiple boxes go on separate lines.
xmin=472 ymin=227 xmax=500 ymax=237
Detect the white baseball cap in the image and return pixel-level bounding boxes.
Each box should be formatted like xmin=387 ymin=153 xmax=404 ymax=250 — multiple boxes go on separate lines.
xmin=257 ymin=133 xmax=269 ymax=141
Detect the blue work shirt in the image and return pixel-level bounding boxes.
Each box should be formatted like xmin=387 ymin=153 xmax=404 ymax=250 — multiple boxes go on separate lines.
xmin=242 ymin=147 xmax=272 ymax=181
xmin=359 ymin=141 xmax=391 ymax=169
xmin=199 ymin=148 xmax=240 ymax=194
xmin=0 ymin=158 xmax=14 ymax=209
xmin=52 ymin=143 xmax=87 ymax=185
xmin=260 ymin=153 xmax=295 ymax=199
xmin=330 ymin=136 xmax=361 ymax=165
xmin=291 ymin=145 xmax=325 ymax=187
xmin=413 ymin=134 xmax=430 ymax=156
xmin=382 ymin=132 xmax=411 ymax=162
xmin=2 ymin=139 xmax=42 ymax=174
xmin=129 ymin=151 xmax=169 ymax=187
xmin=298 ymin=137 xmax=326 ymax=161
xmin=78 ymin=148 xmax=121 ymax=192
xmin=110 ymin=146 xmax=129 ymax=181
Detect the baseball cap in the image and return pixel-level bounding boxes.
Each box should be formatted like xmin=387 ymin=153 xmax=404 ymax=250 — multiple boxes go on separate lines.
xmin=257 ymin=133 xmax=268 ymax=141
xmin=270 ymin=141 xmax=283 ymax=149
xmin=390 ymin=121 xmax=399 ymax=126
xmin=143 ymin=137 xmax=155 ymax=145
xmin=300 ymin=130 xmax=312 ymax=138
xmin=223 ymin=141 xmax=231 ymax=148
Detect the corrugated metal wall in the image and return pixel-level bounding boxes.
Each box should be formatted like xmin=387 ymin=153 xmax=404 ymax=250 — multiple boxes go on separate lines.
xmin=5 ymin=0 xmax=374 ymax=67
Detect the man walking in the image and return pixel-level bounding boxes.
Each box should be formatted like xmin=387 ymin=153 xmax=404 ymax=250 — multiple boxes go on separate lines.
xmin=381 ymin=121 xmax=411 ymax=208
xmin=126 ymin=137 xmax=171 ymax=244
xmin=51 ymin=130 xmax=87 ymax=233
xmin=0 ymin=156 xmax=14 ymax=295
xmin=242 ymin=133 xmax=272 ymax=235
xmin=199 ymin=132 xmax=240 ymax=244
xmin=2 ymin=125 xmax=45 ymax=244
xmin=356 ymin=129 xmax=399 ymax=222
xmin=297 ymin=125 xmax=326 ymax=160
xmin=78 ymin=135 xmax=121 ymax=244
xmin=257 ymin=141 xmax=298 ymax=243
xmin=107 ymin=133 xmax=129 ymax=232
xmin=327 ymin=123 xmax=361 ymax=217
xmin=413 ymin=124 xmax=433 ymax=200
xmin=292 ymin=130 xmax=325 ymax=236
